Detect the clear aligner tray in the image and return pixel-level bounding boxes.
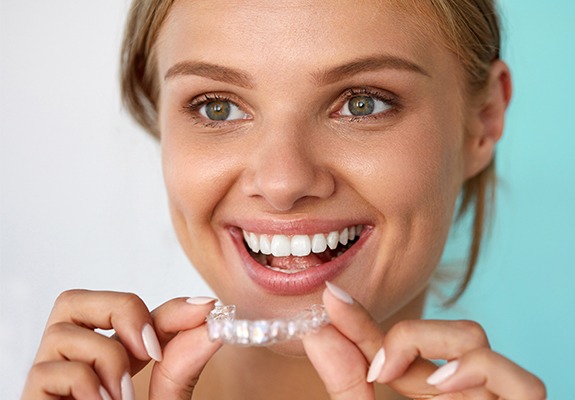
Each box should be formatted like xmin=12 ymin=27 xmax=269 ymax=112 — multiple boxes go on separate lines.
xmin=206 ymin=304 xmax=329 ymax=346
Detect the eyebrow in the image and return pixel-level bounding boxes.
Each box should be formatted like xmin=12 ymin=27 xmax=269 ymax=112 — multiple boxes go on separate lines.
xmin=164 ymin=61 xmax=255 ymax=89
xmin=313 ymin=55 xmax=431 ymax=86
xmin=164 ymin=54 xmax=429 ymax=89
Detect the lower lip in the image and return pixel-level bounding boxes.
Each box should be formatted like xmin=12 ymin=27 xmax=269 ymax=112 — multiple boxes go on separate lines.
xmin=230 ymin=227 xmax=371 ymax=296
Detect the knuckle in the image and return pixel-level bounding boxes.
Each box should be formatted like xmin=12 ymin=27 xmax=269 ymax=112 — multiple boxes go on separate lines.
xmin=454 ymin=320 xmax=489 ymax=346
xmin=117 ymin=291 xmax=147 ymax=313
xmin=26 ymin=362 xmax=49 ymax=384
xmin=388 ymin=319 xmax=420 ymax=341
xmin=468 ymin=346 xmax=493 ymax=364
xmin=525 ymin=375 xmax=547 ymax=400
xmin=54 ymin=289 xmax=86 ymax=308
xmin=154 ymin=362 xmax=199 ymax=396
xmin=534 ymin=384 xmax=547 ymax=400
xmin=69 ymin=361 xmax=100 ymax=385
xmin=326 ymin=374 xmax=365 ymax=396
xmin=44 ymin=321 xmax=74 ymax=338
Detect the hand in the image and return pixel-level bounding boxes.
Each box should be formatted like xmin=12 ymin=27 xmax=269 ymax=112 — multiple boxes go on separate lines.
xmin=302 ymin=283 xmax=546 ymax=400
xmin=22 ymin=290 xmax=221 ymax=400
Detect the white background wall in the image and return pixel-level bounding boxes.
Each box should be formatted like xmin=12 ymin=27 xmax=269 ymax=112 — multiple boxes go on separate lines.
xmin=1 ymin=1 xmax=574 ymax=399
xmin=0 ymin=2 xmax=212 ymax=398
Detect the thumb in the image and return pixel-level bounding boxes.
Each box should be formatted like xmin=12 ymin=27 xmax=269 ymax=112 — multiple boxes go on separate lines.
xmin=148 ymin=297 xmax=222 ymax=400
xmin=149 ymin=324 xmax=220 ymax=400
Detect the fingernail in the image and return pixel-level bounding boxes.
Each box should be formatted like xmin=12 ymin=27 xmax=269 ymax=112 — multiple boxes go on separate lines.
xmin=99 ymin=386 xmax=113 ymax=400
xmin=426 ymin=360 xmax=460 ymax=386
xmin=142 ymin=323 xmax=163 ymax=362
xmin=121 ymin=372 xmax=135 ymax=400
xmin=325 ymin=281 xmax=353 ymax=305
xmin=186 ymin=296 xmax=218 ymax=305
xmin=367 ymin=347 xmax=386 ymax=383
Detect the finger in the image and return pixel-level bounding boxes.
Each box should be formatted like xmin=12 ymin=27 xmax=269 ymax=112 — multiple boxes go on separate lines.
xmin=150 ymin=325 xmax=221 ymax=400
xmin=429 ymin=349 xmax=547 ymax=400
xmin=149 ymin=298 xmax=221 ymax=400
xmin=34 ymin=322 xmax=131 ymax=400
xmin=324 ymin=283 xmax=439 ymax=398
xmin=151 ymin=296 xmax=218 ymax=343
xmin=22 ymin=361 xmax=107 ymax=400
xmin=122 ymin=295 xmax=219 ymax=377
xmin=46 ymin=290 xmax=160 ymax=363
xmin=302 ymin=324 xmax=374 ymax=400
xmin=323 ymin=282 xmax=383 ymax=355
xmin=376 ymin=319 xmax=490 ymax=383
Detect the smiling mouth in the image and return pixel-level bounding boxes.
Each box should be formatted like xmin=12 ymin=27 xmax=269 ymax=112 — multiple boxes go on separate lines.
xmin=242 ymin=225 xmax=363 ymax=274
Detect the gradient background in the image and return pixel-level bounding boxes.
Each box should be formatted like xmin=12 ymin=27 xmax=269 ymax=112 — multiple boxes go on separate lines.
xmin=1 ymin=1 xmax=573 ymax=398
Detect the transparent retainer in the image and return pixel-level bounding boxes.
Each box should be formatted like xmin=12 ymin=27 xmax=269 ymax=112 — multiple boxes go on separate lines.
xmin=206 ymin=304 xmax=329 ymax=346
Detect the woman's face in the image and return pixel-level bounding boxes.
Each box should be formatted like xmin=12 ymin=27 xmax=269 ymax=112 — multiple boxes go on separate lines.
xmin=156 ymin=0 xmax=473 ymax=321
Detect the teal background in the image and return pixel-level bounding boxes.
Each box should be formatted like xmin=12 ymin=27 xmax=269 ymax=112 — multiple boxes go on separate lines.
xmin=424 ymin=2 xmax=575 ymax=398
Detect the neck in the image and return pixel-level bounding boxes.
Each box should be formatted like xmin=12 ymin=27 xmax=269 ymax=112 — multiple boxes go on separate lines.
xmin=195 ymin=291 xmax=427 ymax=400
xmin=195 ymin=345 xmax=327 ymax=399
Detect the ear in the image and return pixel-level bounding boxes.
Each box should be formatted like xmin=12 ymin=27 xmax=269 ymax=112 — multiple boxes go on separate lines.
xmin=463 ymin=60 xmax=512 ymax=179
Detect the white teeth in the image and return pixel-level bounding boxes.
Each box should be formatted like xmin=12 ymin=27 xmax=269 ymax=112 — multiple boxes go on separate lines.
xmin=242 ymin=225 xmax=364 ymax=257
xmin=311 ymin=233 xmax=327 ymax=253
xmin=271 ymin=234 xmax=291 ymax=257
xmin=326 ymin=231 xmax=339 ymax=250
xmin=291 ymin=235 xmax=311 ymax=257
xmin=339 ymin=228 xmax=349 ymax=246
xmin=260 ymin=235 xmax=272 ymax=255
xmin=349 ymin=226 xmax=356 ymax=241
xmin=249 ymin=232 xmax=260 ymax=253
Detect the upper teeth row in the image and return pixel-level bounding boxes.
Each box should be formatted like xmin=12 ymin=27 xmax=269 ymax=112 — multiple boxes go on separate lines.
xmin=242 ymin=225 xmax=363 ymax=257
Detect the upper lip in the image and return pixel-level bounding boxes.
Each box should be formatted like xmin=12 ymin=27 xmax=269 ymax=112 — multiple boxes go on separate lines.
xmin=226 ymin=218 xmax=371 ymax=235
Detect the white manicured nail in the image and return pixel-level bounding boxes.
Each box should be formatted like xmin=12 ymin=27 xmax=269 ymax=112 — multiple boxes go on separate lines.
xmin=186 ymin=296 xmax=218 ymax=305
xmin=367 ymin=347 xmax=386 ymax=383
xmin=426 ymin=360 xmax=460 ymax=385
xmin=142 ymin=323 xmax=162 ymax=362
xmin=99 ymin=386 xmax=113 ymax=400
xmin=325 ymin=281 xmax=354 ymax=304
xmin=121 ymin=372 xmax=135 ymax=400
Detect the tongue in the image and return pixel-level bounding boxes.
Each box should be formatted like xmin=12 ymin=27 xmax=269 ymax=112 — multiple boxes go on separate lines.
xmin=267 ymin=250 xmax=335 ymax=270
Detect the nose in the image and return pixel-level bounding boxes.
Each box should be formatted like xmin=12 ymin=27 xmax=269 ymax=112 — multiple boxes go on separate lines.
xmin=243 ymin=122 xmax=335 ymax=211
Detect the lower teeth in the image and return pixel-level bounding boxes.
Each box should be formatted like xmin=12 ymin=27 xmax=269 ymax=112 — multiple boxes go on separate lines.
xmin=264 ymin=265 xmax=310 ymax=274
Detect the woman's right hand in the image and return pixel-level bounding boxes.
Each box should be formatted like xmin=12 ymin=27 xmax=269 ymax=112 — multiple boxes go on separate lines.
xmin=21 ymin=290 xmax=221 ymax=400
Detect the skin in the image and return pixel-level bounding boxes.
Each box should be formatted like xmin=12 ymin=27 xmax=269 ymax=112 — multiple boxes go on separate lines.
xmin=159 ymin=0 xmax=466 ymax=324
xmin=22 ymin=1 xmax=546 ymax=399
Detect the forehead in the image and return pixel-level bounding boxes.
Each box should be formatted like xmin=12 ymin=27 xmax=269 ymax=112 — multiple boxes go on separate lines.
xmin=156 ymin=0 xmax=454 ymax=84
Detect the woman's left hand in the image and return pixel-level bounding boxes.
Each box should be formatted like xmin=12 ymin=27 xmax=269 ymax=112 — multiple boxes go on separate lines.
xmin=302 ymin=283 xmax=546 ymax=400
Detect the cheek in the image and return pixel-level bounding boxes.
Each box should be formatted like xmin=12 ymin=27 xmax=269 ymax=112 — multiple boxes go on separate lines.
xmin=160 ymin=106 xmax=241 ymax=222
xmin=343 ymin=121 xmax=465 ymax=317
xmin=163 ymin=144 xmax=216 ymax=225
xmin=159 ymin=114 xmax=245 ymax=277
xmin=346 ymin=124 xmax=464 ymax=223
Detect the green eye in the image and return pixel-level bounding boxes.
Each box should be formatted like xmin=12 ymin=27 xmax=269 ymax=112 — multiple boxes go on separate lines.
xmin=204 ymin=101 xmax=230 ymax=120
xmin=199 ymin=100 xmax=248 ymax=121
xmin=340 ymin=94 xmax=392 ymax=117
xmin=347 ymin=96 xmax=375 ymax=116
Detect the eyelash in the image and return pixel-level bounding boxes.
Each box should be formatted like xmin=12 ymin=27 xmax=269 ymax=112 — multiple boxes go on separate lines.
xmin=182 ymin=87 xmax=399 ymax=128
xmin=334 ymin=87 xmax=399 ymax=122
xmin=182 ymin=93 xmax=246 ymax=128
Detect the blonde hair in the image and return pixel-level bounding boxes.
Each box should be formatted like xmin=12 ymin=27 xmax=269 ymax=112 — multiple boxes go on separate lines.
xmin=120 ymin=0 xmax=503 ymax=304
